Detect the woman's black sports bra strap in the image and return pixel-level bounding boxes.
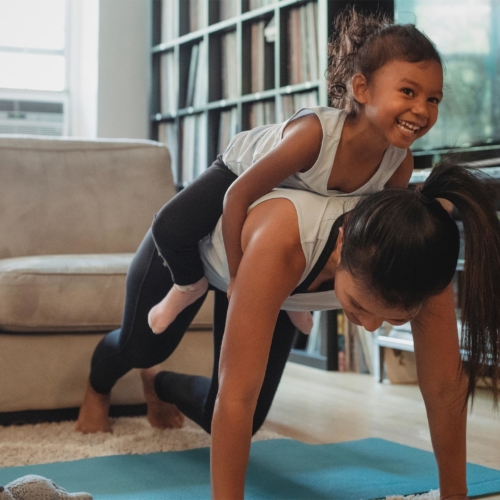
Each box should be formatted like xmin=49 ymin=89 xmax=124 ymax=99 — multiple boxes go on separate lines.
xmin=291 ymin=213 xmax=345 ymax=295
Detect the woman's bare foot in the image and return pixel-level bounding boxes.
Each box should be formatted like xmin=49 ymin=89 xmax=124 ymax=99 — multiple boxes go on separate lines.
xmin=148 ymin=276 xmax=209 ymax=334
xmin=75 ymin=380 xmax=112 ymax=434
xmin=141 ymin=367 xmax=184 ymax=429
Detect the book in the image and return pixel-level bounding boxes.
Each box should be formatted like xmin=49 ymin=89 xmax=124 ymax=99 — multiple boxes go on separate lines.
xmin=181 ymin=113 xmax=208 ymax=184
xmin=218 ymin=107 xmax=238 ymax=154
xmin=221 ymin=31 xmax=238 ymax=100
xmin=248 ymin=100 xmax=275 ymax=128
xmin=160 ymin=50 xmax=178 ymax=115
xmin=220 ymin=0 xmax=238 ymax=20
xmin=186 ymin=43 xmax=200 ymax=108
xmin=161 ymin=0 xmax=178 ymax=42
xmin=251 ymin=21 xmax=266 ymax=93
xmin=193 ymin=39 xmax=207 ymax=108
xmin=158 ymin=121 xmax=179 ymax=184
xmin=281 ymin=90 xmax=318 ymax=121
xmin=189 ymin=0 xmax=206 ymax=33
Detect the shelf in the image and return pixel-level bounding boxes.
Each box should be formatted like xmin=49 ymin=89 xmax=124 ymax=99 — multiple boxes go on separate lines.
xmin=151 ymin=0 xmax=350 ymax=179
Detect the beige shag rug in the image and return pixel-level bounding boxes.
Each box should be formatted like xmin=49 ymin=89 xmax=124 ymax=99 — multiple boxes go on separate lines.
xmin=0 ymin=417 xmax=440 ymax=499
xmin=0 ymin=416 xmax=282 ymax=468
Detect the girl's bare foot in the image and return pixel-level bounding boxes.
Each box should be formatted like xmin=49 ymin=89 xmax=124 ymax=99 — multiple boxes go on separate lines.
xmin=148 ymin=276 xmax=209 ymax=334
xmin=141 ymin=367 xmax=184 ymax=429
xmin=287 ymin=310 xmax=314 ymax=335
xmin=75 ymin=380 xmax=112 ymax=434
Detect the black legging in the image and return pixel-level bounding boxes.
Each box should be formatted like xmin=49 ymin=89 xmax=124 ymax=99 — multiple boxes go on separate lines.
xmin=151 ymin=156 xmax=237 ymax=286
xmin=89 ymin=228 xmax=297 ymax=434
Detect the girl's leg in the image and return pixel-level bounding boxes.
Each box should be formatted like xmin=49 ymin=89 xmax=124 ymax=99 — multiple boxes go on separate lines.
xmin=148 ymin=158 xmax=237 ymax=333
xmin=76 ymin=228 xmax=207 ymax=433
xmin=154 ymin=290 xmax=297 ymax=434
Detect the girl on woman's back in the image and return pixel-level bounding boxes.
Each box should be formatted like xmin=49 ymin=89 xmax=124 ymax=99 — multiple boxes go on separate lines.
xmin=149 ymin=9 xmax=443 ymax=335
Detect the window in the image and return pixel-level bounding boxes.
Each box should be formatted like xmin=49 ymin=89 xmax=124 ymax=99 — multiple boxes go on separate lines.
xmin=396 ymin=0 xmax=500 ymax=152
xmin=0 ymin=0 xmax=67 ymax=91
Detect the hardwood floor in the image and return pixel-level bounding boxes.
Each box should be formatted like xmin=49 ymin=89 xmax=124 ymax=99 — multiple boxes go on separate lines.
xmin=265 ymin=362 xmax=500 ymax=498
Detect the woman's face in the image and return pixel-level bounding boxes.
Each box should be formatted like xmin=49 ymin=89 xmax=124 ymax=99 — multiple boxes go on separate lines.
xmin=334 ymin=268 xmax=419 ymax=332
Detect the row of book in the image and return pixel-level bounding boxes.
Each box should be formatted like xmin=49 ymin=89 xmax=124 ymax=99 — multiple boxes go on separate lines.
xmin=160 ymin=51 xmax=177 ymax=115
xmin=250 ymin=17 xmax=275 ymax=93
xmin=181 ymin=113 xmax=208 ymax=184
xmin=299 ymin=310 xmax=374 ymax=374
xmin=158 ymin=114 xmax=208 ymax=185
xmin=281 ymin=90 xmax=318 ymax=121
xmin=249 ymin=0 xmax=276 ymax=9
xmin=158 ymin=121 xmax=178 ymax=184
xmin=248 ymin=100 xmax=276 ymax=129
xmin=186 ymin=40 xmax=208 ymax=108
xmin=160 ymin=0 xmax=275 ymax=42
xmin=189 ymin=0 xmax=207 ymax=33
xmin=287 ymin=2 xmax=319 ymax=84
xmin=160 ymin=0 xmax=207 ymax=41
xmin=218 ymin=107 xmax=238 ymax=155
xmin=161 ymin=0 xmax=178 ymax=42
xmin=160 ymin=42 xmax=208 ymax=114
xmin=221 ymin=31 xmax=238 ymax=100
xmin=220 ymin=0 xmax=238 ymax=21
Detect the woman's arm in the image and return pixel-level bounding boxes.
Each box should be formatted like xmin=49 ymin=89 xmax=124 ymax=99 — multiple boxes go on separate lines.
xmin=411 ymin=285 xmax=468 ymax=499
xmin=384 ymin=149 xmax=414 ymax=189
xmin=222 ymin=114 xmax=322 ymax=294
xmin=211 ymin=199 xmax=306 ymax=499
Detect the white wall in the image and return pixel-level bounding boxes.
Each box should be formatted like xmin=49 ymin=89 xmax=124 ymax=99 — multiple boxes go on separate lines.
xmin=96 ymin=0 xmax=150 ymax=139
xmin=69 ymin=0 xmax=99 ymax=138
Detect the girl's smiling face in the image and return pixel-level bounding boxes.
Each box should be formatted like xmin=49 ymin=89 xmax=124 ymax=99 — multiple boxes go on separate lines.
xmin=334 ymin=268 xmax=420 ymax=332
xmin=354 ymin=59 xmax=444 ymax=149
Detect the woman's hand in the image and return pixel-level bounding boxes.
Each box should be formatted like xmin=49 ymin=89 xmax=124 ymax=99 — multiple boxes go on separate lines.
xmin=441 ymin=495 xmax=469 ymax=500
xmin=411 ymin=286 xmax=468 ymax=498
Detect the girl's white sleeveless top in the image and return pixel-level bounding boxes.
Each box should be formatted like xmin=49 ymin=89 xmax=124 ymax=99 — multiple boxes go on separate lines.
xmin=199 ymin=188 xmax=359 ymax=311
xmin=222 ymin=106 xmax=407 ymax=196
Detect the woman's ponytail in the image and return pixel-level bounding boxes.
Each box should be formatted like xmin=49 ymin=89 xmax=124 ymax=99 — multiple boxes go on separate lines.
xmin=421 ymin=159 xmax=500 ymax=403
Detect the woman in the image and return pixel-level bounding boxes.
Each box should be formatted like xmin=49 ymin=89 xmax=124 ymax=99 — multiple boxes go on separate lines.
xmin=77 ymin=159 xmax=500 ymax=500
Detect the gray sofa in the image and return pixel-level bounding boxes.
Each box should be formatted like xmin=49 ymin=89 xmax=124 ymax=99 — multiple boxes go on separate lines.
xmin=0 ymin=136 xmax=213 ymax=416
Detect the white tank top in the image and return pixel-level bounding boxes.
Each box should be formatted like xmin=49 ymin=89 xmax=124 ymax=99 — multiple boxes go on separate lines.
xmin=199 ymin=189 xmax=359 ymax=311
xmin=222 ymin=106 xmax=407 ymax=196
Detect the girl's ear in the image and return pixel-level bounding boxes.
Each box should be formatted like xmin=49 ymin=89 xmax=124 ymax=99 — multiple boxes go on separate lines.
xmin=351 ymin=73 xmax=369 ymax=104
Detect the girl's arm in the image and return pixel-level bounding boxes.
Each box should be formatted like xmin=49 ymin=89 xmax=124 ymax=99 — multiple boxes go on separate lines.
xmin=211 ymin=199 xmax=306 ymax=499
xmin=222 ymin=114 xmax=322 ymax=294
xmin=411 ymin=285 xmax=469 ymax=499
xmin=384 ymin=149 xmax=414 ymax=189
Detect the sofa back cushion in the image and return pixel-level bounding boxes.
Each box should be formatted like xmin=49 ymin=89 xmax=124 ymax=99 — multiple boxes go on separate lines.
xmin=0 ymin=136 xmax=176 ymax=258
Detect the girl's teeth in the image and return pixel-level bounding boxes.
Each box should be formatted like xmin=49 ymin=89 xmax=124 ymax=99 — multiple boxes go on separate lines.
xmin=397 ymin=120 xmax=420 ymax=133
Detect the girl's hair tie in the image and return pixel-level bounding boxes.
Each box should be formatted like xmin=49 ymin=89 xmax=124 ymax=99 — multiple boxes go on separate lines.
xmin=330 ymin=82 xmax=347 ymax=98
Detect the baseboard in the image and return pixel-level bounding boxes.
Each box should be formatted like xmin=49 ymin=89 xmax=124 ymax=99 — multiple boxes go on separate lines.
xmin=0 ymin=403 xmax=147 ymax=426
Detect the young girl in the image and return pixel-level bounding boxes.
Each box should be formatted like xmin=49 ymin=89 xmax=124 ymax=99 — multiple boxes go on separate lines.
xmin=77 ymin=158 xmax=500 ymax=500
xmin=148 ymin=7 xmax=444 ymax=334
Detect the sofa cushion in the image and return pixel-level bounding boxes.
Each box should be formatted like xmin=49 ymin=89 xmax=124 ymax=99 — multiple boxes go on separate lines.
xmin=0 ymin=136 xmax=175 ymax=260
xmin=0 ymin=254 xmax=132 ymax=332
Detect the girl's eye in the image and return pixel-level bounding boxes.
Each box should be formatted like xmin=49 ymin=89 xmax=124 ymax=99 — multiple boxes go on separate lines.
xmin=428 ymin=97 xmax=441 ymax=105
xmin=401 ymin=88 xmax=414 ymax=97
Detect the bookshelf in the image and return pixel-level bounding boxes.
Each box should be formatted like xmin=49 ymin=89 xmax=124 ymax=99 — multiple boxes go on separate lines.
xmin=149 ymin=0 xmax=394 ymax=370
xmin=150 ymin=0 xmax=394 ymax=186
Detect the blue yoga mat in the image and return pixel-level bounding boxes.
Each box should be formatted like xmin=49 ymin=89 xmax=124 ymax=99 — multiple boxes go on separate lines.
xmin=1 ymin=438 xmax=499 ymax=499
